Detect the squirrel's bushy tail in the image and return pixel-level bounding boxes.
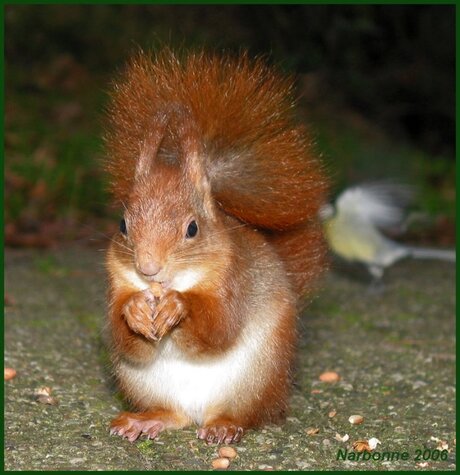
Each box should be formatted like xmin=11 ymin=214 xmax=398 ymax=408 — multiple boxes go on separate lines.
xmin=104 ymin=49 xmax=329 ymax=297
xmin=266 ymin=223 xmax=328 ymax=302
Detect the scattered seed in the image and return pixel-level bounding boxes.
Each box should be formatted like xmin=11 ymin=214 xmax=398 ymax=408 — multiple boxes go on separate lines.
xmin=352 ymin=440 xmax=371 ymax=453
xmin=34 ymin=386 xmax=52 ymax=397
xmin=417 ymin=462 xmax=429 ymax=468
xmin=4 ymin=368 xmax=17 ymax=381
xmin=328 ymin=409 xmax=337 ymax=418
xmin=311 ymin=389 xmax=323 ymax=394
xmin=334 ymin=433 xmax=349 ymax=442
xmin=348 ymin=414 xmax=364 ymax=425
xmin=319 ymin=371 xmax=340 ymax=382
xmin=306 ymin=427 xmax=320 ymax=436
xmin=150 ymin=282 xmax=163 ymax=298
xmin=437 ymin=440 xmax=449 ymax=451
xmin=211 ymin=457 xmax=230 ymax=470
xmin=218 ymin=446 xmax=237 ymax=459
xmin=258 ymin=464 xmax=274 ymax=471
xmin=368 ymin=437 xmax=381 ymax=450
xmin=36 ymin=395 xmax=59 ymax=406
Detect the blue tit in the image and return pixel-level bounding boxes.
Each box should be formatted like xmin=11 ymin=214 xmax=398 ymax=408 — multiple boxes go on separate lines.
xmin=319 ymin=182 xmax=455 ymax=281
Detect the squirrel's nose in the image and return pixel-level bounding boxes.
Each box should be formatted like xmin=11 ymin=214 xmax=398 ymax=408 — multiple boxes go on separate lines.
xmin=137 ymin=260 xmax=161 ymax=277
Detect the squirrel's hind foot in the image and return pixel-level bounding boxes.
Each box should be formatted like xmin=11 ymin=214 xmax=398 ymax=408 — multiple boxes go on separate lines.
xmin=197 ymin=419 xmax=245 ymax=444
xmin=110 ymin=409 xmax=188 ymax=442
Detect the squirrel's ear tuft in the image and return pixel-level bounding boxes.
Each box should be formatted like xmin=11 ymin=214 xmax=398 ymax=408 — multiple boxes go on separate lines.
xmin=186 ymin=150 xmax=215 ymax=216
xmin=167 ymin=105 xmax=215 ymax=215
xmin=135 ymin=111 xmax=169 ymax=179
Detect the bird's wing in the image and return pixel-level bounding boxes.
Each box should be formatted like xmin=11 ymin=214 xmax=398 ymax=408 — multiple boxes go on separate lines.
xmin=334 ymin=182 xmax=414 ymax=230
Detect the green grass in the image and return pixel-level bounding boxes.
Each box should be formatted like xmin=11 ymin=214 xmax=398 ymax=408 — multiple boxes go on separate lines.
xmin=33 ymin=255 xmax=68 ymax=275
xmin=5 ymin=71 xmax=110 ymax=225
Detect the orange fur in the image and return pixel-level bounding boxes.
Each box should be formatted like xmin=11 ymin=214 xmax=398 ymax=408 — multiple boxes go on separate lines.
xmin=103 ymin=49 xmax=328 ymax=444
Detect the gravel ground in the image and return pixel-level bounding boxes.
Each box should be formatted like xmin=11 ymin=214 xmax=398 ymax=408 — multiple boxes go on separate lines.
xmin=4 ymin=245 xmax=456 ymax=471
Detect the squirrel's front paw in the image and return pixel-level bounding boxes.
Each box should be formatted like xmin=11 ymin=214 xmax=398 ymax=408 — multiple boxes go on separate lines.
xmin=122 ymin=290 xmax=158 ymax=341
xmin=151 ymin=290 xmax=187 ymax=340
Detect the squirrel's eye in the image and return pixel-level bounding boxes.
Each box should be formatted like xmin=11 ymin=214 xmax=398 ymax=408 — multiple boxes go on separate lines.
xmin=120 ymin=218 xmax=127 ymax=235
xmin=186 ymin=220 xmax=198 ymax=239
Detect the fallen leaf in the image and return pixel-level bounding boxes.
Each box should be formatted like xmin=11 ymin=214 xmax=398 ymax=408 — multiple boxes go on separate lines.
xmin=4 ymin=294 xmax=16 ymax=306
xmin=30 ymin=180 xmax=48 ymax=200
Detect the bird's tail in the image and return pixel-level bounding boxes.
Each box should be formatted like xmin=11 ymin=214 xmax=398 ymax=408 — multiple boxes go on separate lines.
xmin=407 ymin=246 xmax=456 ymax=262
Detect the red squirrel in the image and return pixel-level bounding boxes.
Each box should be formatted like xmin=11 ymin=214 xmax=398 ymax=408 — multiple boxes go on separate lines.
xmin=104 ymin=49 xmax=328 ymax=444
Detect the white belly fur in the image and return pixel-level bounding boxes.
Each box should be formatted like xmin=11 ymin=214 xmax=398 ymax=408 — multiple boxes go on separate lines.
xmin=117 ymin=308 xmax=278 ymax=424
xmin=116 ymin=259 xmax=283 ymax=423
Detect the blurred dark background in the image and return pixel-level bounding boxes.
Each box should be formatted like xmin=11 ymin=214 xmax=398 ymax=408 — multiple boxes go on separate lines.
xmin=4 ymin=4 xmax=456 ymax=247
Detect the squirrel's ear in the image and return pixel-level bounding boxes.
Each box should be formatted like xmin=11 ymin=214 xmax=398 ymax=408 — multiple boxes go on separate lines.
xmin=169 ymin=105 xmax=215 ymax=216
xmin=185 ymin=149 xmax=215 ymax=216
xmin=135 ymin=112 xmax=169 ymax=179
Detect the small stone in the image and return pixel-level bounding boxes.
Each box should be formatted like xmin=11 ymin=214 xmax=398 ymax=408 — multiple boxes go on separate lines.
xmin=412 ymin=380 xmax=428 ymax=390
xmin=295 ymin=461 xmax=311 ymax=469
xmin=286 ymin=417 xmax=300 ymax=423
xmin=340 ymin=383 xmax=354 ymax=391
